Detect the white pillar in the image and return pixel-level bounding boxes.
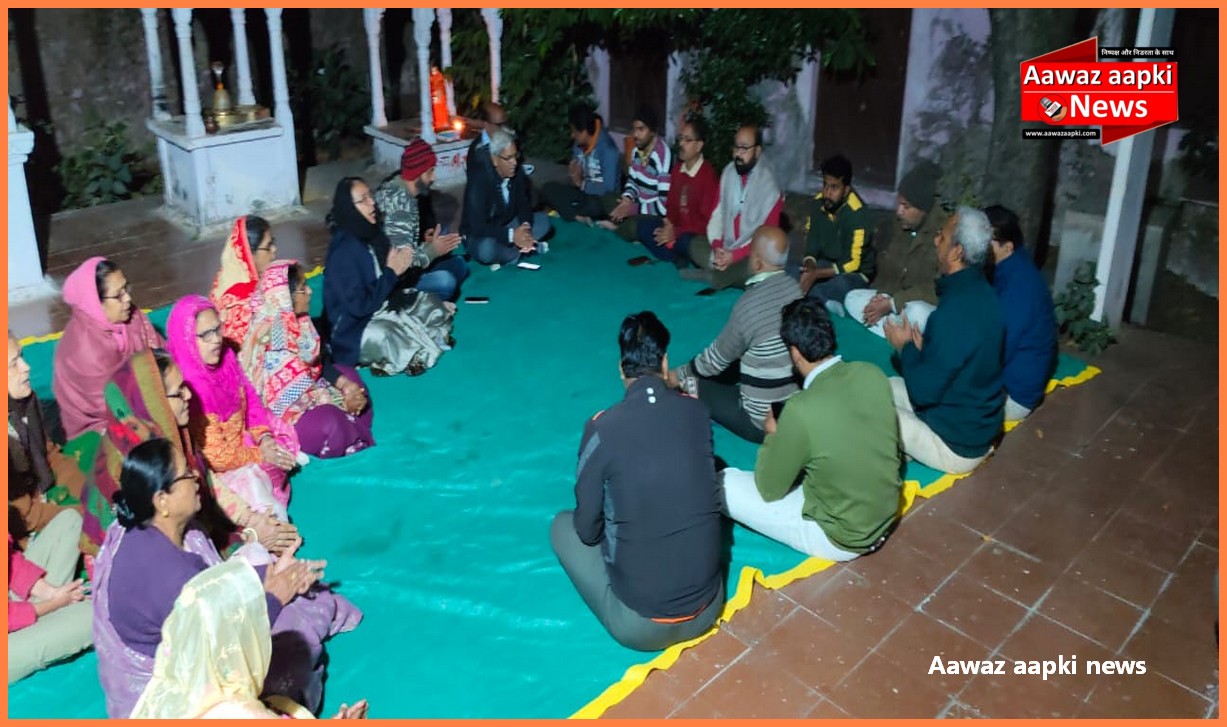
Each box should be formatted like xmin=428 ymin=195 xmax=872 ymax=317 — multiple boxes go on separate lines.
xmin=265 ymin=7 xmax=300 ymax=205
xmin=412 ymin=8 xmax=436 ymax=143
xmin=171 ymin=8 xmax=205 ymax=137
xmin=8 ymin=101 xmax=44 ymax=294
xmin=795 ymin=49 xmax=820 ymax=150
xmin=363 ymin=8 xmax=387 ymax=128
xmin=589 ymin=46 xmax=610 ymax=124
xmin=481 ymin=8 xmax=502 ymax=104
xmin=1091 ymin=7 xmax=1176 ymax=327
xmin=437 ymin=9 xmax=456 ymax=117
xmin=664 ymin=52 xmax=683 ymax=141
xmin=230 ymin=8 xmax=256 ymax=107
xmin=140 ymin=9 xmax=171 ymax=121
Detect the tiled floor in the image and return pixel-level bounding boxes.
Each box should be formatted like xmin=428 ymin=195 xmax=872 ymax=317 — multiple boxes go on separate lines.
xmin=603 ymin=328 xmax=1220 ymax=719
xmin=8 ymin=195 xmax=1220 ymax=719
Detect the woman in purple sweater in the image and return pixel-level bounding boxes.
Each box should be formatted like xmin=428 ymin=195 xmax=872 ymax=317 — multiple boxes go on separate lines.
xmin=91 ymin=365 xmax=362 ymax=717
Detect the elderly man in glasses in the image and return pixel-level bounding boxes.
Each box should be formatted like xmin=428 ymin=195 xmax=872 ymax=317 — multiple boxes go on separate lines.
xmin=460 ymin=127 xmax=553 ymax=267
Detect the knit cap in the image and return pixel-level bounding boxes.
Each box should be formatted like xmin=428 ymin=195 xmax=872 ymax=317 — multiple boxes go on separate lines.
xmin=897 ymin=159 xmax=941 ymax=212
xmin=401 ymin=139 xmax=437 ymax=181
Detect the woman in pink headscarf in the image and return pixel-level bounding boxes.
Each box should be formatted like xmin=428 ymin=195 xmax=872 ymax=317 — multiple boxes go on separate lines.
xmin=52 ymin=257 xmax=164 ymax=440
xmin=165 ymin=295 xmax=299 ymax=521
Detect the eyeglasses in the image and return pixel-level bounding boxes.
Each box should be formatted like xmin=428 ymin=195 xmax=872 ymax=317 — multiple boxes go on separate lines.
xmin=495 ymin=152 xmax=517 ymax=164
xmin=170 ymin=470 xmax=201 ymax=488
xmin=195 ymin=325 xmax=223 ymax=342
xmin=733 ymin=143 xmax=758 ymax=152
xmin=165 ymin=387 xmax=189 ymax=401
xmin=101 ymin=284 xmax=132 ymax=301
xmin=352 ymin=193 xmax=374 ymax=206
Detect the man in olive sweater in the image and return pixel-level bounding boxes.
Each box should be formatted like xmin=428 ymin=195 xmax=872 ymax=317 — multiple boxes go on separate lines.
xmin=722 ymin=298 xmax=902 ymax=560
xmin=884 ymin=206 xmax=1005 ymax=474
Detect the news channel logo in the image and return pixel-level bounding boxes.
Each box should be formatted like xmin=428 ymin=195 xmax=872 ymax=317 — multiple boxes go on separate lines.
xmin=1039 ymin=95 xmax=1068 ymax=123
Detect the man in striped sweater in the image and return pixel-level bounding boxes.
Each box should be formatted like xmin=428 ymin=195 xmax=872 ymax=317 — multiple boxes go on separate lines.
xmin=670 ymin=226 xmax=802 ymax=443
xmin=602 ymin=104 xmax=672 ymax=242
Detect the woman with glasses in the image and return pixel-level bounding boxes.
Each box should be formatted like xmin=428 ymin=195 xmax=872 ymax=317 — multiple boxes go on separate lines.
xmin=53 ymin=257 xmax=164 ymax=440
xmin=93 ymin=433 xmax=361 ymax=717
xmin=166 ymin=296 xmax=301 ymax=523
xmin=322 ymin=177 xmax=455 ymax=376
xmin=240 ymin=261 xmax=374 ymax=459
xmin=79 ymin=349 xmax=299 ymax=555
xmin=209 ymin=214 xmax=278 ymax=345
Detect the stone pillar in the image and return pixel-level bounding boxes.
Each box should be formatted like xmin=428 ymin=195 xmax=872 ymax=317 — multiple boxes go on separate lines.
xmin=412 ymin=8 xmax=436 ymax=143
xmin=1091 ymin=7 xmax=1176 ymax=327
xmin=795 ymin=50 xmax=820 ymax=148
xmin=140 ymin=9 xmax=171 ymax=121
xmin=265 ymin=7 xmax=298 ymax=203
xmin=171 ymin=8 xmax=205 ymax=137
xmin=588 ymin=46 xmax=610 ymax=124
xmin=8 ymin=102 xmax=45 ymax=295
xmin=437 ymin=9 xmax=456 ymax=117
xmin=363 ymin=8 xmax=387 ymax=128
xmin=230 ymin=8 xmax=256 ymax=107
xmin=481 ymin=8 xmax=502 ymax=103
xmin=664 ymin=52 xmax=683 ymax=141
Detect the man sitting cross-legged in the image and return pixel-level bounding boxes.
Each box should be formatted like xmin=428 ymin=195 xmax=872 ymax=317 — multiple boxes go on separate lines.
xmin=460 ymin=127 xmax=552 ymax=267
xmin=550 ymin=312 xmax=725 ymax=652
xmin=722 ymin=298 xmax=902 ymax=561
xmin=884 ymin=206 xmax=1005 ymax=474
xmin=670 ymin=226 xmax=802 ymax=444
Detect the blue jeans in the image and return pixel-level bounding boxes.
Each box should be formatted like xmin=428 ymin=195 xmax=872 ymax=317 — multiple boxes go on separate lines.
xmin=636 ymin=217 xmax=694 ymax=267
xmin=415 ymin=253 xmax=470 ymax=302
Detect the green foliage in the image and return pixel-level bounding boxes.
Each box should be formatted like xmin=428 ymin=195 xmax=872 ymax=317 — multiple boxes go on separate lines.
xmin=290 ymin=43 xmax=371 ymax=161
xmin=55 ymin=116 xmax=159 ymax=210
xmin=678 ymin=10 xmax=872 ymax=170
xmin=459 ymin=10 xmax=872 ymax=165
xmin=1053 ymin=260 xmax=1116 ymax=356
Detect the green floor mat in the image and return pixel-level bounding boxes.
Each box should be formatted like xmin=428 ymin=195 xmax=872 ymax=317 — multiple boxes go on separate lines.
xmin=9 ymin=219 xmax=1095 ymax=718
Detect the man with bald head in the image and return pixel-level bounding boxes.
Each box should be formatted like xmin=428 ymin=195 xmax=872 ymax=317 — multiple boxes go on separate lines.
xmin=467 ymin=102 xmax=509 ymax=175
xmin=670 ymin=226 xmax=802 ymax=443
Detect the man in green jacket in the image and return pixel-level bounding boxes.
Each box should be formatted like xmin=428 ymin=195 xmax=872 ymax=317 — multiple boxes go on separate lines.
xmin=796 ymin=154 xmax=875 ymax=306
xmin=844 ymin=159 xmax=946 ymax=337
xmin=722 ymin=298 xmax=902 ymax=560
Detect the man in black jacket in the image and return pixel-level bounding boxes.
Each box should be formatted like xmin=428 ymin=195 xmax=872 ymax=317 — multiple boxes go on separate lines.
xmin=550 ymin=311 xmax=725 ymax=652
xmin=460 ymin=127 xmax=552 ymax=266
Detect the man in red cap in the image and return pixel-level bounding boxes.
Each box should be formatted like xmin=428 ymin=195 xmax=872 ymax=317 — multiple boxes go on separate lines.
xmin=373 ymin=138 xmax=469 ymax=302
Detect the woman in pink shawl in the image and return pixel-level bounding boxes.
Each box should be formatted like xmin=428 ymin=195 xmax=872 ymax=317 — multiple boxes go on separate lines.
xmin=52 ymin=257 xmax=164 ymax=439
xmin=240 ymin=261 xmax=375 ymax=458
xmin=165 ymin=295 xmax=299 ymax=521
xmin=210 ymin=215 xmax=277 ymax=346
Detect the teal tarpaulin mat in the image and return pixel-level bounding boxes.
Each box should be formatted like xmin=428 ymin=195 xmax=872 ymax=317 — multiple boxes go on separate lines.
xmin=8 ymin=219 xmax=1096 ymax=718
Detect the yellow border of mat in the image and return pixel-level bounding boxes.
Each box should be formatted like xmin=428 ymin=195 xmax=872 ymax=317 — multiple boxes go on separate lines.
xmin=571 ymin=363 xmax=1103 ymax=719
xmin=16 ymin=265 xmax=325 ymax=348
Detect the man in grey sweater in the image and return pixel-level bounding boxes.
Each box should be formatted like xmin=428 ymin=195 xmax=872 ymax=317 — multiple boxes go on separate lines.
xmin=670 ymin=226 xmax=803 ymax=443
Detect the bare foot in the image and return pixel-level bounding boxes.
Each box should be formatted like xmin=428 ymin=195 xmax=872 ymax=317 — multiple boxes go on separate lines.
xmin=595 ymin=220 xmax=618 ymax=231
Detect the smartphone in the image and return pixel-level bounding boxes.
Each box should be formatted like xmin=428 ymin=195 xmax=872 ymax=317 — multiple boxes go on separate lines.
xmin=517 ymin=261 xmax=541 ymax=270
xmin=771 ymin=399 xmax=787 ymax=420
xmin=695 ymin=287 xmax=718 ymax=297
xmin=628 ymin=255 xmax=653 ymax=267
xmin=464 ymin=296 xmax=490 ymax=304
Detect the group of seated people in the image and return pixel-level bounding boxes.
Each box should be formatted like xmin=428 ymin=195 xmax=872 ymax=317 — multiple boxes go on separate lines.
xmin=8 ymin=98 xmax=1061 ymax=701
xmin=549 ymin=138 xmax=1058 ymax=651
xmin=8 ymin=218 xmax=382 ymax=713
